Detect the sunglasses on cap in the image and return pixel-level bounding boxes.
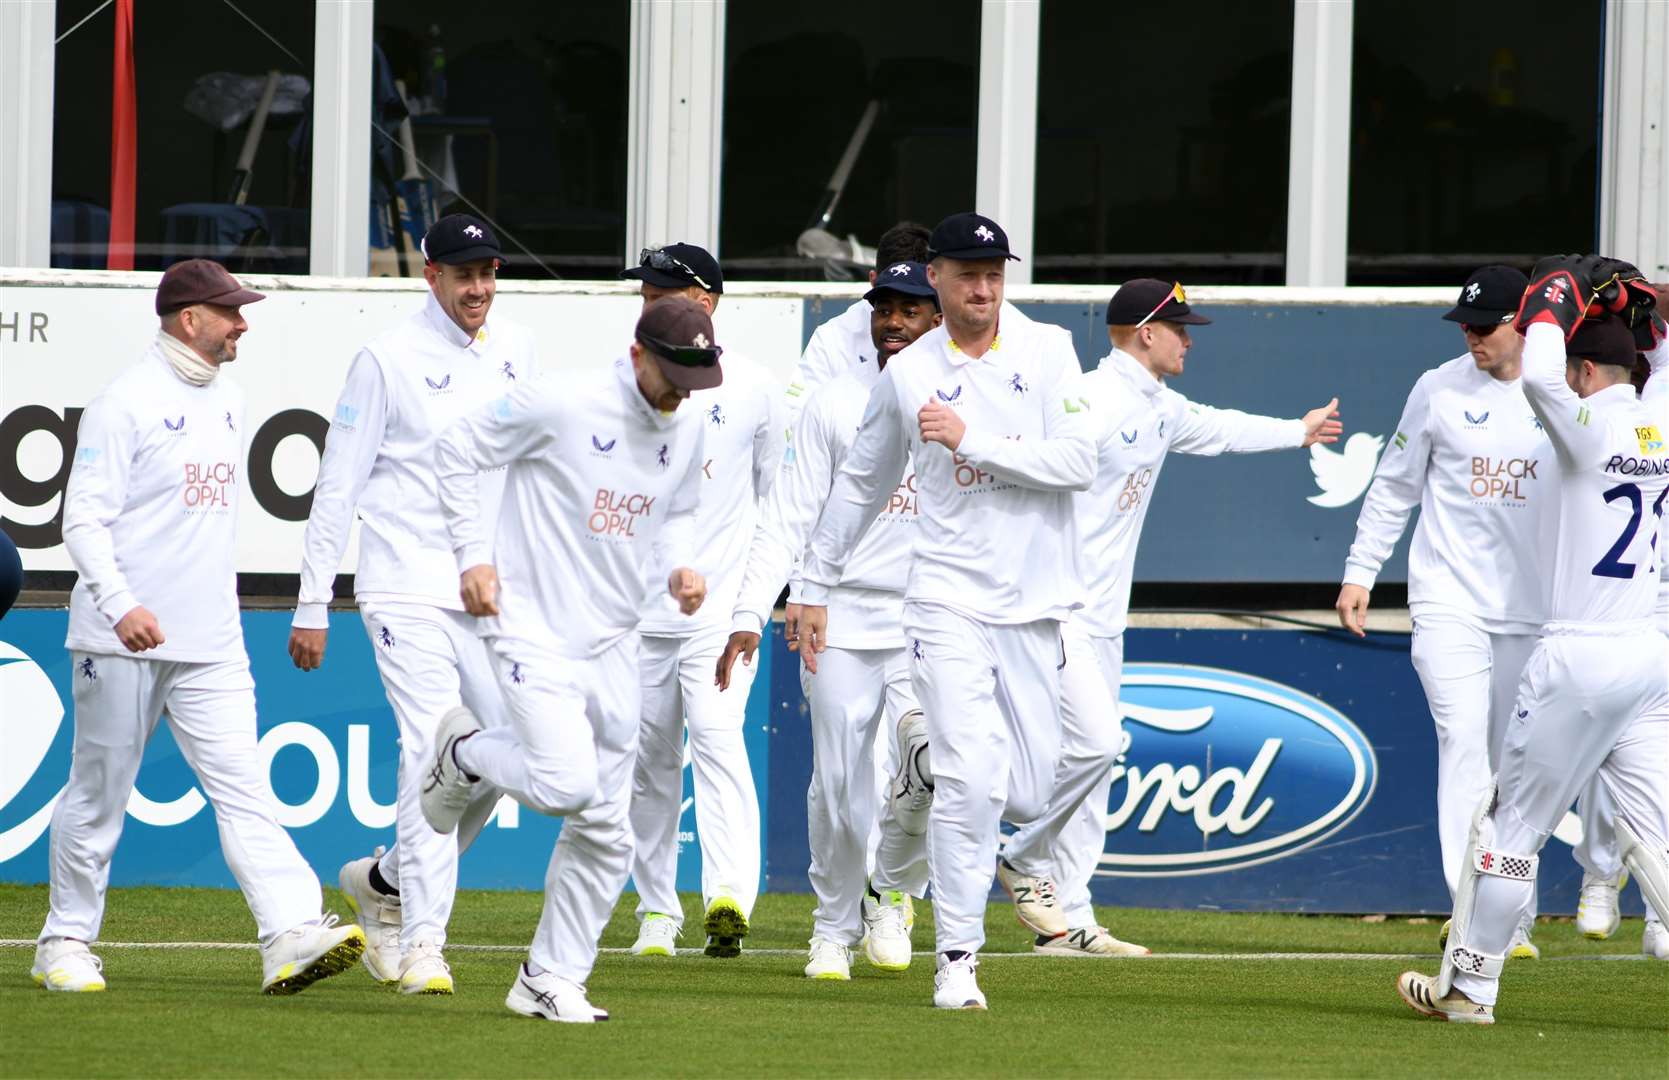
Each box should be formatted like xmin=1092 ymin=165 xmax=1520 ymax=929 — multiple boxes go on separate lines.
xmin=638 ymin=333 xmax=723 ymax=367
xmin=638 ymin=247 xmax=714 ymax=292
xmin=1134 ymin=282 xmax=1189 ymax=329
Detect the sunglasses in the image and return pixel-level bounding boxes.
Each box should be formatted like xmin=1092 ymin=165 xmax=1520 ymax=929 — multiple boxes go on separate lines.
xmin=639 ymin=333 xmax=722 ymax=367
xmin=639 ymin=247 xmax=713 ymax=292
xmin=1461 ymin=321 xmax=1504 ymax=338
xmin=1134 ymin=282 xmax=1188 ymax=329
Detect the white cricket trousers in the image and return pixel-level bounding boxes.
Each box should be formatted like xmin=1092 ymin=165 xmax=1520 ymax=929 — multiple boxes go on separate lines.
xmin=905 ymin=603 xmax=1064 ymax=956
xmin=630 ymin=630 xmax=762 ymax=925
xmin=357 ymin=601 xmax=510 ymax=950
xmin=802 ymin=644 xmax=929 ymax=947
xmin=39 ymin=654 xmax=322 ymax=945
xmin=1453 ymin=630 xmax=1669 ymax=1006
xmin=1003 ymin=625 xmax=1124 ymax=930
xmin=452 ymin=635 xmax=639 ymax=985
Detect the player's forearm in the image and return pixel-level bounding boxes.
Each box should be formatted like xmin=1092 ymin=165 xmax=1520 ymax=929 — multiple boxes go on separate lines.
xmin=956 ymin=428 xmax=1097 ymax=491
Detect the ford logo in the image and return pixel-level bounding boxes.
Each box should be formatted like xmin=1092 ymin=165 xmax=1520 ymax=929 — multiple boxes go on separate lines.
xmin=1094 ymin=663 xmax=1377 ymax=877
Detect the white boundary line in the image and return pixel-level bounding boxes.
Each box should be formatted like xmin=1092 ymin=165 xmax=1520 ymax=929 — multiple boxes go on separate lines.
xmin=0 ymin=939 xmax=1650 ymax=962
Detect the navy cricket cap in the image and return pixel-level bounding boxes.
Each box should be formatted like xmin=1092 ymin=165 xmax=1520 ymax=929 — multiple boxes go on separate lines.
xmin=422 ymin=213 xmax=501 ymax=265
xmin=1566 ymin=315 xmax=1639 ymax=369
xmin=1105 ymin=279 xmax=1212 ymax=326
xmin=863 ymin=261 xmax=938 ymax=306
xmin=927 ymin=212 xmax=1020 ymax=262
xmin=622 ymin=243 xmax=724 ymax=294
xmin=1443 ymin=265 xmax=1529 ymax=325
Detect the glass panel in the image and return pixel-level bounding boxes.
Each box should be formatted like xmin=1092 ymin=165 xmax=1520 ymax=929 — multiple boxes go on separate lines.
xmin=1348 ymin=3 xmax=1602 ymax=285
xmin=372 ymin=0 xmax=629 ymax=280
xmin=720 ymin=0 xmax=980 ymax=281
xmin=1034 ymin=0 xmax=1294 ymax=285
xmin=51 ymin=0 xmax=315 ymax=273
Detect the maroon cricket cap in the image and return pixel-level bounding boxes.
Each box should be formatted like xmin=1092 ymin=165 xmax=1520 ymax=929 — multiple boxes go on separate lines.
xmin=1566 ymin=315 xmax=1639 ymax=369
xmin=635 ymin=296 xmax=724 ymax=390
xmin=155 ymin=259 xmax=266 ymax=315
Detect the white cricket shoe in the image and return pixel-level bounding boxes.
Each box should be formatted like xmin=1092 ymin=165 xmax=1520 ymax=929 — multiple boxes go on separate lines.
xmin=338 ymin=852 xmax=402 ymax=983
xmin=261 ymin=915 xmax=366 ymax=995
xmin=399 ymin=941 xmax=454 ymax=995
xmin=1576 ymin=871 xmax=1624 ymax=940
xmin=1396 ymin=971 xmax=1494 ymax=1025
xmin=888 ymin=710 xmax=933 ymax=836
xmin=1508 ymin=919 xmax=1539 ymax=960
xmin=805 ymin=937 xmax=852 ymax=981
xmin=420 ymin=707 xmax=482 ymax=834
xmin=631 ymin=913 xmax=679 ymax=957
xmin=1034 ymin=926 xmax=1151 ymax=957
xmin=1643 ymin=919 xmax=1669 ymax=960
xmin=32 ymin=938 xmax=106 ymax=993
xmin=995 ymin=857 xmax=1068 ymax=937
xmin=861 ymin=886 xmax=913 ymax=971
xmin=932 ymin=953 xmax=987 ymax=1011
xmin=505 ymin=963 xmax=608 ymax=1022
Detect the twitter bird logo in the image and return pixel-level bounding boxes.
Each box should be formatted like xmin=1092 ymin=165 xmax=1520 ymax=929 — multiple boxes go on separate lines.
xmin=1307 ymin=432 xmax=1384 ymax=508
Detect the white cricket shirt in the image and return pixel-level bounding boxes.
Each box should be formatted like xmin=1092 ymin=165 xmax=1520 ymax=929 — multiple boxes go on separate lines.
xmin=1521 ymin=325 xmax=1668 ymax=632
xmin=733 ymin=365 xmax=919 ymax=649
xmin=1343 ymin=354 xmax=1556 ymax=632
xmin=435 ymin=358 xmax=705 ymax=657
xmin=63 ymin=343 xmax=246 ymax=662
xmin=1076 ymin=348 xmax=1306 ymax=638
xmin=293 ymin=294 xmax=535 ymax=629
xmin=638 ymin=352 xmax=783 ymax=638
xmin=800 ymin=315 xmax=1095 ymax=626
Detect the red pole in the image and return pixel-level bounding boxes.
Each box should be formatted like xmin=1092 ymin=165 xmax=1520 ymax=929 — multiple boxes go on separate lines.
xmin=108 ymin=0 xmax=137 ymax=270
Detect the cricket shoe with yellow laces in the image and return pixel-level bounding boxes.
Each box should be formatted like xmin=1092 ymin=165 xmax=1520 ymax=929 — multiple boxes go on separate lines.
xmin=804 ymin=937 xmax=852 ymax=980
xmin=399 ymin=940 xmax=454 ymax=995
xmin=631 ymin=913 xmax=680 ymax=957
xmin=703 ymin=896 xmax=748 ymax=958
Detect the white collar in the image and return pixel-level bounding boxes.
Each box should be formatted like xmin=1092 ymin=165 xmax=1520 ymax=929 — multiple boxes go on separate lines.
xmin=1102 ymin=347 xmax=1165 ymax=398
xmin=614 ymin=355 xmax=682 ymax=429
xmin=423 ymin=292 xmax=486 ymax=350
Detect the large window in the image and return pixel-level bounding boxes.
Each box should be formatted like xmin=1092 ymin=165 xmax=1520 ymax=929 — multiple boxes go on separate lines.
xmin=719 ymin=0 xmax=980 ymax=281
xmin=1033 ymin=0 xmax=1294 ymax=285
xmin=1348 ymin=4 xmax=1602 ymax=285
xmin=373 ymin=0 xmax=629 ymax=280
xmin=51 ymin=1 xmax=315 ymax=273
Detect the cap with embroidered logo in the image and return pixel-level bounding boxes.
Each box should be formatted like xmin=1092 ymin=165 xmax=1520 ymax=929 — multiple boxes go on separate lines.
xmin=1442 ymin=265 xmax=1529 ymax=325
xmin=635 ymin=295 xmax=724 ymax=390
xmin=863 ymin=260 xmax=938 ymax=305
xmin=421 ymin=213 xmax=501 ymax=265
xmin=927 ymin=212 xmax=1019 ymax=262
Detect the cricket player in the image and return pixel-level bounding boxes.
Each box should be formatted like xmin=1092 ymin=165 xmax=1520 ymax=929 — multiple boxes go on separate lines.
xmin=33 ymin=260 xmax=364 ymax=995
xmin=1004 ymin=279 xmax=1342 ymax=957
xmin=288 ymin=214 xmax=534 ymax=993
xmin=422 ymin=296 xmax=716 ymax=1023
xmin=717 ymin=261 xmax=941 ymax=980
xmin=616 ymin=244 xmax=783 ymax=959
xmin=1335 ymin=265 xmax=1576 ymax=958
xmin=1398 ymin=257 xmax=1669 ymax=1024
xmin=797 ymin=212 xmax=1097 ymax=1010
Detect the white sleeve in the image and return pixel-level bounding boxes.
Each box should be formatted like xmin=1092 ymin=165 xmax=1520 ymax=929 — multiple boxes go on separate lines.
xmin=60 ymin=395 xmax=141 ymax=625
xmin=652 ymin=424 xmax=707 ymax=590
xmin=1641 ymin=337 xmax=1669 ymax=414
xmin=955 ymin=341 xmax=1096 ymax=492
xmin=1522 ymin=323 xmax=1613 ymax=469
xmin=801 ymin=374 xmax=910 ymax=603
xmin=752 ymin=369 xmax=787 ymax=500
xmin=732 ymin=388 xmax=838 ymax=633
xmin=1167 ymin=390 xmax=1307 ymax=455
xmin=1341 ymin=375 xmax=1433 ymax=590
xmin=293 ymin=350 xmax=388 ymax=629
xmin=435 ymin=377 xmax=562 ymax=572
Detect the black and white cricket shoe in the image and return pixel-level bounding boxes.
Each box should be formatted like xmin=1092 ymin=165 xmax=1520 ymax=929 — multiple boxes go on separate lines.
xmin=420 ymin=706 xmax=482 ymax=834
xmin=506 ymin=963 xmax=609 ymax=1023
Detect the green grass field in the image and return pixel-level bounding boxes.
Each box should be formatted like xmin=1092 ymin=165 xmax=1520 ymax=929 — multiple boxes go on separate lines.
xmin=1 ymin=883 xmax=1663 ymax=1078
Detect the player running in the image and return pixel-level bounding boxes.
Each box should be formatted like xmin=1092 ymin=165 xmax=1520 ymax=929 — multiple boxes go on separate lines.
xmin=1002 ymin=278 xmax=1341 ymax=956
xmin=617 ymin=245 xmax=784 ymax=960
xmin=717 ymin=261 xmax=941 ymax=980
xmin=1398 ymin=257 xmax=1668 ymax=1024
xmin=1333 ymin=265 xmax=1606 ymax=959
xmin=33 ymin=260 xmax=365 ymax=995
xmin=423 ymin=296 xmax=716 ymax=1022
xmin=796 ymin=213 xmax=1097 ymax=1010
xmin=288 ymin=215 xmax=534 ymax=993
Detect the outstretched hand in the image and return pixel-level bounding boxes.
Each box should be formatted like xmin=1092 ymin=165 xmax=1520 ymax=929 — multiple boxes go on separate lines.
xmin=1302 ymin=398 xmax=1343 ymax=448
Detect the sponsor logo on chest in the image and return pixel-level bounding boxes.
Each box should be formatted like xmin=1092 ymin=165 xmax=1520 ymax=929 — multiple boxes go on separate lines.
xmin=589 ymin=488 xmax=656 ymax=538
